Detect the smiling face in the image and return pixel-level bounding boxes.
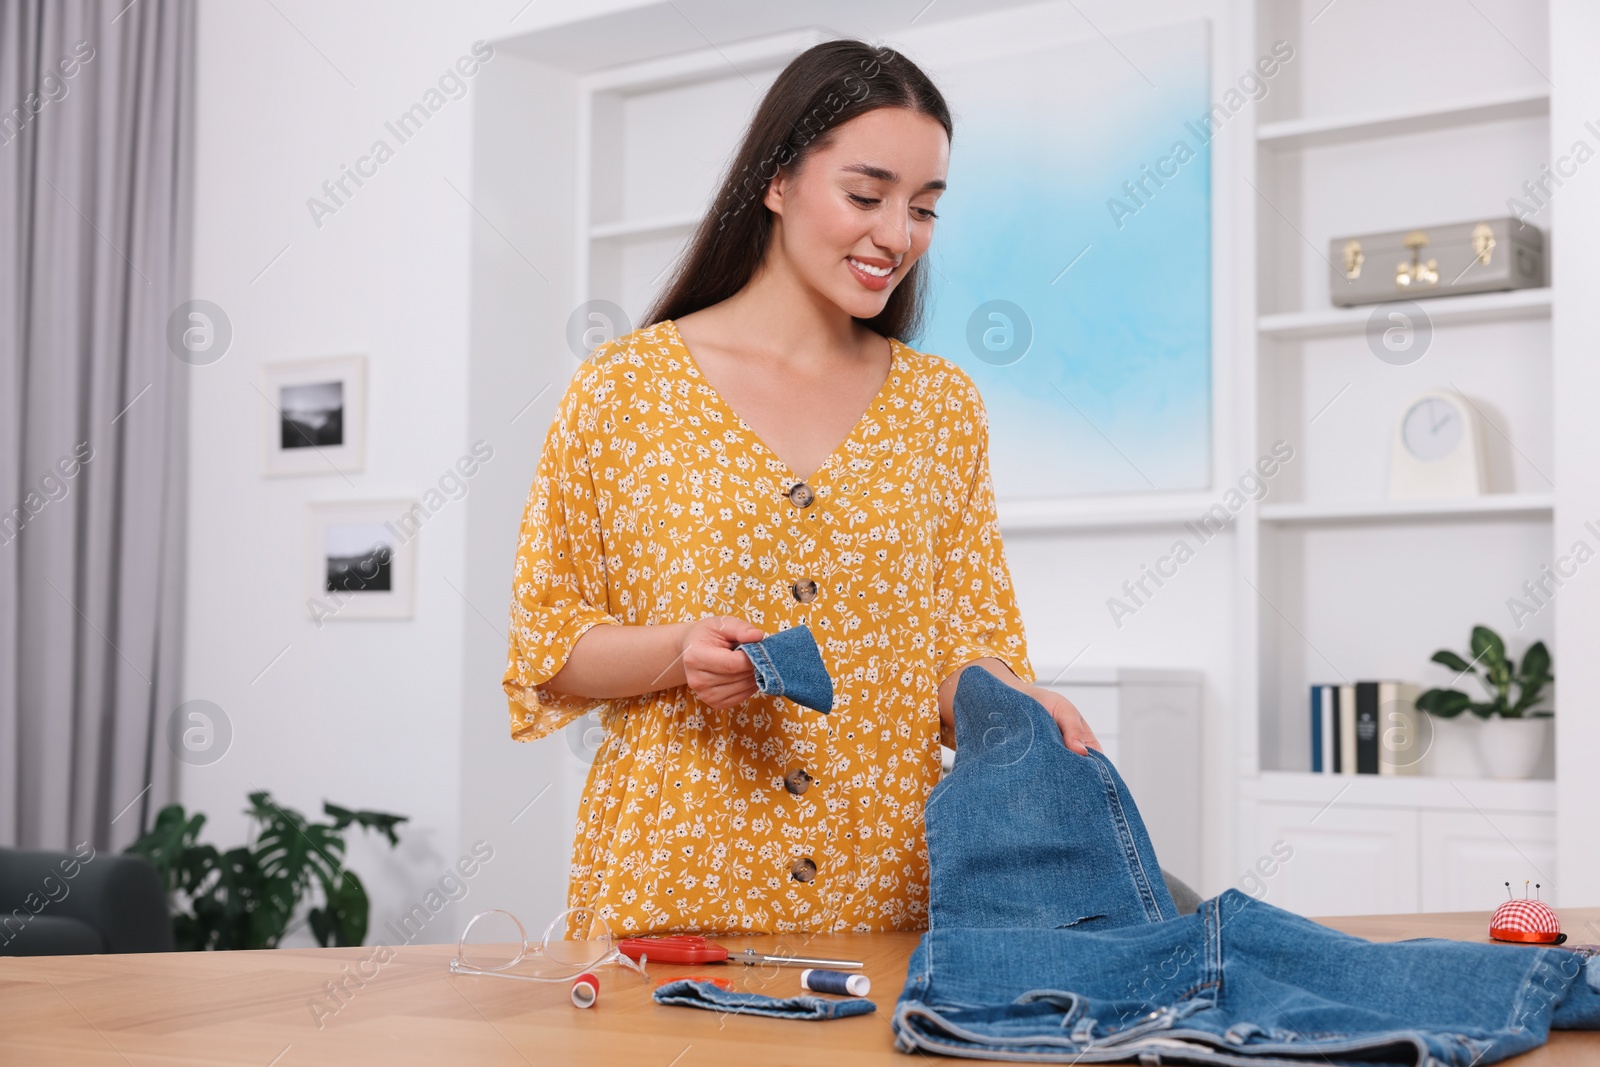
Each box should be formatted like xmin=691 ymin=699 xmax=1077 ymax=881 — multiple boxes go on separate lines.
xmin=761 ymin=106 xmax=949 ymax=321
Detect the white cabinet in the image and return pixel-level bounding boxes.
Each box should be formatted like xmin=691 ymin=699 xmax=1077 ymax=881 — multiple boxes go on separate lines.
xmin=1419 ymin=811 xmax=1558 ymax=913
xmin=1238 ymin=774 xmax=1556 ymax=915
xmin=1244 ymin=802 xmax=1418 ymax=916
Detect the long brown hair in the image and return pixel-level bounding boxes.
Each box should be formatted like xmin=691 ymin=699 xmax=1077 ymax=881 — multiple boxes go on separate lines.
xmin=642 ymin=39 xmax=953 ymax=344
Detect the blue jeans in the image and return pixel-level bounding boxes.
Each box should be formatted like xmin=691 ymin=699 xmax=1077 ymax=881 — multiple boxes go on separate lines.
xmin=739 ymin=624 xmax=833 ymax=713
xmin=892 ymin=666 xmax=1600 ymax=1064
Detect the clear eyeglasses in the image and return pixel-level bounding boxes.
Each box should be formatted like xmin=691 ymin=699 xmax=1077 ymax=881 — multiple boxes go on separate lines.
xmin=448 ymin=907 xmax=648 ymax=983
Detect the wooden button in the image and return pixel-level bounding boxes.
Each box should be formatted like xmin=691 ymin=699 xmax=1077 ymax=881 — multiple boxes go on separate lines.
xmin=789 ymin=857 xmax=818 ymax=883
xmin=788 ymin=482 xmax=815 ymax=508
xmin=791 ymin=579 xmax=818 ymax=603
xmin=783 ymin=768 xmax=812 ymax=795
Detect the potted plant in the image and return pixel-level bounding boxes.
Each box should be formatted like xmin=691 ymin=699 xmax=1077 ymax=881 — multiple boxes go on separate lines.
xmin=1416 ymin=625 xmax=1553 ymax=779
xmin=125 ymin=790 xmax=407 ymax=950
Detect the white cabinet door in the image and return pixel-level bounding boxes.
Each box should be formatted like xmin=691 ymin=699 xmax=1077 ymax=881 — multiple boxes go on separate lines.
xmin=1419 ymin=810 xmax=1558 ymax=912
xmin=1247 ymin=802 xmax=1419 ymax=916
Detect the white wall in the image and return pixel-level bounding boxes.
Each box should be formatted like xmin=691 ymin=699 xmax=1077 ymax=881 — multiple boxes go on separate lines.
xmin=455 ymin=48 xmax=583 ymax=930
xmin=183 ymin=0 xmax=645 ymax=945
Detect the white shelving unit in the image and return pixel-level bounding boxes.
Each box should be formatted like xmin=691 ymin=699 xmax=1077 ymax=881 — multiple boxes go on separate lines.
xmin=1257 ymin=287 xmax=1552 ymax=340
xmin=1258 ymin=493 xmax=1555 ymax=525
xmin=997 ymin=494 xmax=1220 ymax=533
xmin=575 ymin=30 xmax=827 ymax=316
xmin=1235 ymin=0 xmax=1560 ymax=915
xmin=588 ymin=213 xmax=702 ymax=242
xmin=1254 ymin=86 xmax=1549 ymax=150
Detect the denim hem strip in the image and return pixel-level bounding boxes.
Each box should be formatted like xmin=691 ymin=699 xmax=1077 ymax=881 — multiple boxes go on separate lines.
xmin=1205 ymin=894 xmax=1224 ymax=994
xmin=742 ymin=640 xmax=783 ymax=698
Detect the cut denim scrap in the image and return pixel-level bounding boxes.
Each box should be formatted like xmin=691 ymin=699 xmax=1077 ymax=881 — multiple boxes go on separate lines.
xmin=653 ymin=977 xmax=875 ymax=1020
xmin=738 ymin=624 xmax=833 ymax=713
xmin=893 ymin=665 xmax=1600 ymax=1064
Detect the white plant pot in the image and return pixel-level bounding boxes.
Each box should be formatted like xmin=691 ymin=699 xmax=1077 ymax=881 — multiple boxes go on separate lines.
xmin=1478 ymin=716 xmax=1551 ymax=780
xmin=1421 ymin=713 xmax=1486 ymax=778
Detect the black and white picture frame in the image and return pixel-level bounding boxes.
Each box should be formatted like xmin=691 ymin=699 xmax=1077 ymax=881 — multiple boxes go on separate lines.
xmin=306 ymin=500 xmax=416 ymax=622
xmin=260 ymin=355 xmax=367 ymax=476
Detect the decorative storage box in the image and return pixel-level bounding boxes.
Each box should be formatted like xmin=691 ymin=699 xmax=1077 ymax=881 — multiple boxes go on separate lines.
xmin=1328 ymin=217 xmax=1544 ymax=307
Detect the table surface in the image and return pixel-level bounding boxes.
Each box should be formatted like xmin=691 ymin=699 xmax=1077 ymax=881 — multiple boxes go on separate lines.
xmin=3 ymin=908 xmax=1597 ymax=1066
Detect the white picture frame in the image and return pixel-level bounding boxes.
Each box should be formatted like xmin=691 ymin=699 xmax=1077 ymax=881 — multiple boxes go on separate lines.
xmin=306 ymin=499 xmax=416 ymax=622
xmin=260 ymin=354 xmax=367 ymax=477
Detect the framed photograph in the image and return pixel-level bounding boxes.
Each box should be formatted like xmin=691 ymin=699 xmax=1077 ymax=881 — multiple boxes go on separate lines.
xmin=260 ymin=355 xmax=367 ymax=476
xmin=306 ymin=500 xmax=416 ymax=622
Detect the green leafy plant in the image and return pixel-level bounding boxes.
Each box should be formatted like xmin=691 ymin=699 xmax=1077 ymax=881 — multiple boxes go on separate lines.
xmin=125 ymin=790 xmax=407 ymax=951
xmin=1416 ymin=624 xmax=1553 ymax=720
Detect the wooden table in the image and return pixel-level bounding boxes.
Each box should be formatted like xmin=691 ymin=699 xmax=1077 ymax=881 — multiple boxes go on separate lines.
xmin=3 ymin=908 xmax=1597 ymax=1065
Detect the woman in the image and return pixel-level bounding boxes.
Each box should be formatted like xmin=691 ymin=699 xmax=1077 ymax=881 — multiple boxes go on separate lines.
xmin=502 ymin=39 xmax=1099 ymax=937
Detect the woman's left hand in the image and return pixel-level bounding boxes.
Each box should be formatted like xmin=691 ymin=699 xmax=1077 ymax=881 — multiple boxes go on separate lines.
xmin=1025 ymin=684 xmax=1103 ymax=756
xmin=937 ymin=658 xmax=1103 ymax=756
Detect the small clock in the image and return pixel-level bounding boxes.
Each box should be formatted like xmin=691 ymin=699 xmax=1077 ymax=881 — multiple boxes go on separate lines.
xmin=1387 ymin=390 xmax=1485 ymax=500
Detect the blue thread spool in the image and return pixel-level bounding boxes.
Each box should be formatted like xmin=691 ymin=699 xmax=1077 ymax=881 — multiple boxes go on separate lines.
xmin=800 ymin=967 xmax=870 ymax=997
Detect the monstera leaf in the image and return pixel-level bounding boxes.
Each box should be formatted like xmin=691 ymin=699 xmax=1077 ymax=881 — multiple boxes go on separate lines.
xmin=309 ymin=868 xmax=371 ymax=948
xmin=324 ymin=802 xmax=407 ymax=848
xmin=125 ymin=790 xmax=406 ymax=951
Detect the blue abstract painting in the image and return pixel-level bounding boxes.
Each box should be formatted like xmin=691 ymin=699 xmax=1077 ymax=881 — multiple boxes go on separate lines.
xmin=917 ymin=21 xmax=1213 ymax=499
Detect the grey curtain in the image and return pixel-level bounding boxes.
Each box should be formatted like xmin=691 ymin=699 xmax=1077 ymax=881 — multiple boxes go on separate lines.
xmin=0 ymin=0 xmax=194 ymax=850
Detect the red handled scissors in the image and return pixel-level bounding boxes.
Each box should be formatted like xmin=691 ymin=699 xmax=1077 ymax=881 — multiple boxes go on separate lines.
xmin=617 ymin=934 xmax=862 ymax=969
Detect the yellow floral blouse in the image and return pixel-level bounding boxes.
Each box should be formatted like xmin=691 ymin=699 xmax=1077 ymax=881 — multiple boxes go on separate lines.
xmin=502 ymin=318 xmax=1032 ymax=936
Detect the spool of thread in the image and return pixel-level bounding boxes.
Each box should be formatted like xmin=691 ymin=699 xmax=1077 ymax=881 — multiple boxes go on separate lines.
xmin=571 ymin=972 xmax=599 ymax=1008
xmin=800 ymin=968 xmax=870 ymax=997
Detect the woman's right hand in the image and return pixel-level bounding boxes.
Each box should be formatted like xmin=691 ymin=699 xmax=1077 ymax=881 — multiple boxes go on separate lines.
xmin=679 ymin=615 xmax=765 ymax=708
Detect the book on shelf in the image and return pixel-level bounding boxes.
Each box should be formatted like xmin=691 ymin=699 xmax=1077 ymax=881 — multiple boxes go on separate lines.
xmin=1356 ymin=681 xmax=1379 ymax=774
xmin=1339 ymin=683 xmax=1356 ymax=774
xmin=1309 ymin=680 xmax=1422 ymax=776
xmin=1310 ymin=685 xmax=1325 ymax=773
xmin=1310 ymin=684 xmax=1335 ymax=773
xmin=1378 ymin=680 xmax=1422 ymax=775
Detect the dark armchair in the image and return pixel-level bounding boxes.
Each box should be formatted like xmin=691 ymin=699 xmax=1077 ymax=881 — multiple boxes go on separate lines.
xmin=0 ymin=847 xmax=173 ymax=956
xmin=1162 ymin=868 xmax=1203 ymax=915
